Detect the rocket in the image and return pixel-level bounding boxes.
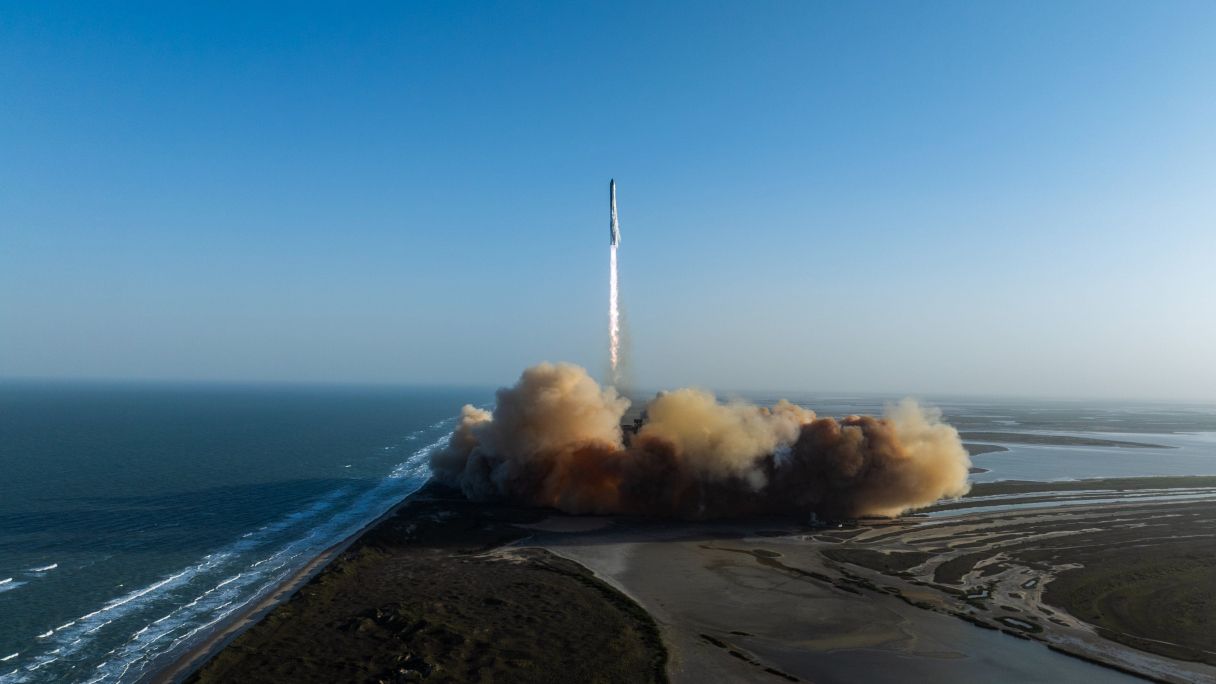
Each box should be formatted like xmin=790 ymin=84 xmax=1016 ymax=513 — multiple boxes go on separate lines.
xmin=609 ymin=179 xmax=621 ymax=246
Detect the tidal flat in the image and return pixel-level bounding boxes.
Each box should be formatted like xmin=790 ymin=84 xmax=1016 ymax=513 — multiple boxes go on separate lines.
xmin=522 ymin=503 xmax=1212 ymax=683
xmin=179 ymin=478 xmax=1216 ymax=684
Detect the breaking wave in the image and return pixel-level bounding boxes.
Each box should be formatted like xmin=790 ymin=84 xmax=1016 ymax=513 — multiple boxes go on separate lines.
xmin=0 ymin=422 xmax=451 ymax=684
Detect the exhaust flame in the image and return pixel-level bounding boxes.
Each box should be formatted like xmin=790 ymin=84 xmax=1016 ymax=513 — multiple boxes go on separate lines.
xmin=433 ymin=363 xmax=972 ymax=520
xmin=609 ymin=244 xmax=621 ymax=387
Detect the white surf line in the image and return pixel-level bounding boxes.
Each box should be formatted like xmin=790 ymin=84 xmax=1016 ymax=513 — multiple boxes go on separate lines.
xmin=101 ymin=568 xmax=192 ymax=614
xmin=83 ymin=429 xmax=453 ymax=683
xmin=3 ymin=569 xmax=204 ymax=683
xmin=389 ymin=425 xmax=452 ymax=479
xmin=3 ymin=488 xmax=363 ymax=684
xmin=213 ymin=573 xmax=242 ymax=590
xmin=83 ymin=619 xmax=113 ymax=635
xmin=26 ymin=564 xmax=57 ymax=573
xmin=145 ymin=430 xmax=451 ymax=663
xmin=123 ymin=523 xmax=328 ymax=657
xmin=22 ymin=656 xmax=58 ymax=671
xmin=9 ymin=423 xmax=456 ymax=684
xmin=113 ymin=564 xmax=301 ymax=678
xmin=230 ymin=487 xmax=353 ymax=542
xmin=104 ymin=544 xmax=336 ymax=675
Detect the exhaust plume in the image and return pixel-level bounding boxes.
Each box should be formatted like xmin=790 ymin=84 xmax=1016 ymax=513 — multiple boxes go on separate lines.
xmin=433 ymin=363 xmax=971 ymax=519
xmin=607 ymin=180 xmax=622 ymax=387
xmin=609 ymin=244 xmax=621 ymax=386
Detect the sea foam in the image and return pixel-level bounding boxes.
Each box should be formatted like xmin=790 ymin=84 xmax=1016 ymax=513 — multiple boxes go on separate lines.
xmin=1 ymin=422 xmax=452 ymax=684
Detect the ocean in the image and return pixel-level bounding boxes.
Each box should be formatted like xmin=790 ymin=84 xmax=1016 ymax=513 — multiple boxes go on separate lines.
xmin=0 ymin=382 xmax=489 ymax=683
xmin=2 ymin=383 xmax=1214 ymax=682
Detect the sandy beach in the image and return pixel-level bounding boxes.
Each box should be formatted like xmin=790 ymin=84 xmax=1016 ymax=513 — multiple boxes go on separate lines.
xmin=147 ymin=493 xmax=427 ymax=684
xmin=178 ymin=485 xmax=665 ymax=683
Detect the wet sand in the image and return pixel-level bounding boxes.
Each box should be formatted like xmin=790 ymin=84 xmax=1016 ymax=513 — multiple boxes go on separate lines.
xmin=519 ymin=477 xmax=1215 ymax=682
xmin=527 ymin=520 xmax=1152 ymax=683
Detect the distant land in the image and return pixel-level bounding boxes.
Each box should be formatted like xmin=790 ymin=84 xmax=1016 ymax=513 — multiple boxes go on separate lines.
xmin=963 ymin=443 xmax=1010 ymax=456
xmin=960 ymin=432 xmax=1174 ymax=449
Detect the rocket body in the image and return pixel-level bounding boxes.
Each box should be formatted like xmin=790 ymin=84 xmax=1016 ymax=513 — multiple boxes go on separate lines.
xmin=609 ymin=179 xmax=621 ymax=246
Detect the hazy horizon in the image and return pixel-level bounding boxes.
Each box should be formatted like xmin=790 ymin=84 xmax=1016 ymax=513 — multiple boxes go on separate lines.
xmin=3 ymin=3 xmax=1214 ymax=401
xmin=4 ymin=373 xmax=1215 ymax=408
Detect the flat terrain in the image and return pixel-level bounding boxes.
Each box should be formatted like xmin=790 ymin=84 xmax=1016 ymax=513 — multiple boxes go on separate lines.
xmin=963 ymin=443 xmax=1009 ymax=456
xmin=959 ymin=432 xmax=1173 ymax=448
xmin=842 ymin=499 xmax=1216 ymax=675
xmin=183 ymin=478 xmax=1216 ymax=684
xmin=526 ymin=488 xmax=1216 ymax=683
xmin=1044 ymin=540 xmax=1214 ymax=665
xmin=185 ymin=486 xmax=666 ymax=684
xmin=967 ymin=475 xmax=1216 ymax=496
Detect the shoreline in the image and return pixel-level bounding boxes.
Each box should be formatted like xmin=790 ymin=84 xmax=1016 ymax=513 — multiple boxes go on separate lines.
xmin=168 ymin=476 xmax=1216 ymax=683
xmin=145 ymin=486 xmax=427 ymax=684
xmin=183 ymin=485 xmax=667 ymax=683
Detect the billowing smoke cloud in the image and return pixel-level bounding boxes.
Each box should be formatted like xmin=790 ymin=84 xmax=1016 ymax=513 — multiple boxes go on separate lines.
xmin=433 ymin=362 xmax=970 ymax=519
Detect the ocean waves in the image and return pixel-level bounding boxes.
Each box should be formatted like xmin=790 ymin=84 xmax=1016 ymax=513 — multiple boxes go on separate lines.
xmin=0 ymin=419 xmax=452 ymax=684
xmin=0 ymin=561 xmax=55 ymax=596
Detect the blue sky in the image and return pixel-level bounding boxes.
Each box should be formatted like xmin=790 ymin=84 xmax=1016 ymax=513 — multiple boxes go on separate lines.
xmin=2 ymin=2 xmax=1214 ymax=400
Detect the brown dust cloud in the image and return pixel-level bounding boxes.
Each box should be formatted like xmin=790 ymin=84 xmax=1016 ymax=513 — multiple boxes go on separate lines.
xmin=433 ymin=362 xmax=971 ymax=519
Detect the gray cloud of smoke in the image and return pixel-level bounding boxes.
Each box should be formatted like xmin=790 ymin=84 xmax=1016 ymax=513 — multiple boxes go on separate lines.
xmin=433 ymin=362 xmax=971 ymax=519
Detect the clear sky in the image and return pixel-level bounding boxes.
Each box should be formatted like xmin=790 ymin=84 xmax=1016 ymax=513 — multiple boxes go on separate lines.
xmin=2 ymin=2 xmax=1214 ymax=400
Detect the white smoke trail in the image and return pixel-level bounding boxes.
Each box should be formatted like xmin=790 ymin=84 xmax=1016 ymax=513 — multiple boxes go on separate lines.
xmin=609 ymin=244 xmax=621 ymax=386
